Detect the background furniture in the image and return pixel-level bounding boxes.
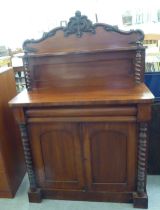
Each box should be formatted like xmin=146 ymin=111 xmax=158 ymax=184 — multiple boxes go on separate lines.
xmin=10 ymin=11 xmax=154 ymax=208
xmin=11 ymin=52 xmax=26 ymax=93
xmin=147 ymin=102 xmax=160 ymax=174
xmin=0 ymin=67 xmax=26 ymax=197
xmin=13 ymin=66 xmax=26 ymax=93
xmin=0 ymin=46 xmax=11 ymax=68
xmin=143 ymin=34 xmax=160 ymax=174
xmin=0 ymin=56 xmax=11 ymax=68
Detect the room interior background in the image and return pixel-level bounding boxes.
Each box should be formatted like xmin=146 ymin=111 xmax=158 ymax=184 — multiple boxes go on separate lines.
xmin=0 ymin=0 xmax=160 ymax=49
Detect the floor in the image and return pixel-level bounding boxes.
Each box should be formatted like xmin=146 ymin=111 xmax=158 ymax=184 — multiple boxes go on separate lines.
xmin=0 ymin=175 xmax=159 ymax=210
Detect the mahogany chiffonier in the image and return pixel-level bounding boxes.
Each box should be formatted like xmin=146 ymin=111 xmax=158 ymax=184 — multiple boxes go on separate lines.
xmin=0 ymin=67 xmax=25 ymax=197
xmin=9 ymin=11 xmax=154 ymax=208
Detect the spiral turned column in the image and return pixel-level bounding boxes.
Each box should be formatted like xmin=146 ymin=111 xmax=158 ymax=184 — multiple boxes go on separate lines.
xmin=23 ymin=57 xmax=32 ymax=91
xmin=133 ymin=122 xmax=148 ymax=208
xmin=137 ymin=122 xmax=148 ymax=195
xmin=135 ymin=50 xmax=142 ymax=84
xmin=19 ymin=123 xmax=36 ymax=191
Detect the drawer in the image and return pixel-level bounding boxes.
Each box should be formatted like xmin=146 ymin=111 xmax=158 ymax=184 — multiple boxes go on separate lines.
xmin=26 ymin=106 xmax=137 ymax=117
xmin=26 ymin=106 xmax=137 ymax=123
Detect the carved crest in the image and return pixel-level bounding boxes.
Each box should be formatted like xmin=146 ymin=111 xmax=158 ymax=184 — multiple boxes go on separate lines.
xmin=64 ymin=11 xmax=95 ymax=37
xmin=23 ymin=11 xmax=144 ymax=52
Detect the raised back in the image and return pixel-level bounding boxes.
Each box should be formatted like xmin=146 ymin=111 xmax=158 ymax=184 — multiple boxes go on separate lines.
xmin=23 ymin=11 xmax=145 ymax=91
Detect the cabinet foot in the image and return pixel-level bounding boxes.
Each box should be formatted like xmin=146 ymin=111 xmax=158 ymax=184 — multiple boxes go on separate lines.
xmin=28 ymin=188 xmax=42 ymax=203
xmin=133 ymin=192 xmax=148 ymax=209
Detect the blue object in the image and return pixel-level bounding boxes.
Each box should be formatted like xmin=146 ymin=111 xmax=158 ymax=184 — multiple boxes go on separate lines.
xmin=144 ymin=72 xmax=160 ymax=101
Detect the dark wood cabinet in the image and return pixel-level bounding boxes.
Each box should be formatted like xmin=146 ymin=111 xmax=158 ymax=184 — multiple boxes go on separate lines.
xmin=9 ymin=11 xmax=154 ymax=208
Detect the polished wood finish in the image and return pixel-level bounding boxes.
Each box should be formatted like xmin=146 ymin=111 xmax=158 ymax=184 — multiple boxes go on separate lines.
xmin=29 ymin=123 xmax=84 ymax=190
xmin=9 ymin=12 xmax=154 ymax=208
xmin=22 ymin=11 xmax=144 ymax=91
xmin=0 ymin=67 xmax=25 ymax=197
xmin=9 ymin=83 xmax=153 ymax=107
xmin=83 ymin=122 xmax=137 ymax=192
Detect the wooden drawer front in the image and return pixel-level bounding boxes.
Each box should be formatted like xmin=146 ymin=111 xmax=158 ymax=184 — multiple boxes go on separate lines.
xmin=26 ymin=106 xmax=137 ymax=117
xmin=26 ymin=106 xmax=137 ymax=123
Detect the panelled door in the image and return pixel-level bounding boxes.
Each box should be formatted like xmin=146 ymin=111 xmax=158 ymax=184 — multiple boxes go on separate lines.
xmin=28 ymin=122 xmax=85 ymax=190
xmin=82 ymin=122 xmax=137 ymax=192
xmin=28 ymin=120 xmax=137 ymax=192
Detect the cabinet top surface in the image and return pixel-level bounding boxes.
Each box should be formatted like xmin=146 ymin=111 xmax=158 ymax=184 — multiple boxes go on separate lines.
xmin=9 ymin=83 xmax=154 ymax=107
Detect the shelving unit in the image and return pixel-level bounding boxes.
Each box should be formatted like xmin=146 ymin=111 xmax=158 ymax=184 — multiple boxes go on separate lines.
xmin=12 ymin=53 xmax=26 ymax=93
xmin=144 ymin=34 xmax=160 ymax=100
xmin=14 ymin=66 xmax=26 ymax=93
xmin=144 ymin=34 xmax=160 ymax=73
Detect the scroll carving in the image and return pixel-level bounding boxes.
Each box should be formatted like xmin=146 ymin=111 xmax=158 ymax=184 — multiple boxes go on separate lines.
xmin=23 ymin=11 xmax=144 ymax=52
xmin=137 ymin=123 xmax=148 ymax=195
xmin=64 ymin=11 xmax=95 ymax=37
xmin=19 ymin=123 xmax=37 ymax=191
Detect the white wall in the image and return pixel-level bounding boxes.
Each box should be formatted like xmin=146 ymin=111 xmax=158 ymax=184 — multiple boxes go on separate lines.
xmin=0 ymin=0 xmax=160 ymax=49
